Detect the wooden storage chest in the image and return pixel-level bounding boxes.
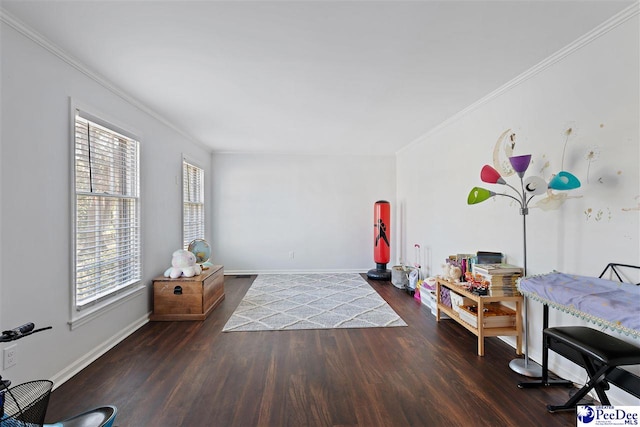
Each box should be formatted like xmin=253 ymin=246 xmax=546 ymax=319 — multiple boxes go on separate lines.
xmin=150 ymin=265 xmax=224 ymax=321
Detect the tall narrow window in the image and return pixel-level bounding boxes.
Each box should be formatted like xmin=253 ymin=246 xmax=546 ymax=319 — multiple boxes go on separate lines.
xmin=74 ymin=111 xmax=141 ymax=310
xmin=183 ymin=160 xmax=204 ymax=248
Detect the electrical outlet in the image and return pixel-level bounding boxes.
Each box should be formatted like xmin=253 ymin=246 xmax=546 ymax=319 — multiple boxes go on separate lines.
xmin=289 ymin=251 xmax=295 ymax=259
xmin=4 ymin=344 xmax=17 ymax=369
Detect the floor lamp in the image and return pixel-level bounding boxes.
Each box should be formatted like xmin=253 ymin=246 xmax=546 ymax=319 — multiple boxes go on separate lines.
xmin=467 ymin=154 xmax=580 ymax=377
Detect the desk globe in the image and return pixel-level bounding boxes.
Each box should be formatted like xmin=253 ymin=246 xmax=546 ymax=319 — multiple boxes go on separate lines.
xmin=188 ymin=239 xmax=213 ymax=269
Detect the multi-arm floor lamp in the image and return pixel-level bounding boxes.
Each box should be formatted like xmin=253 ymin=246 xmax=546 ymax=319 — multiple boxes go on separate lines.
xmin=467 ymin=154 xmax=580 ymax=377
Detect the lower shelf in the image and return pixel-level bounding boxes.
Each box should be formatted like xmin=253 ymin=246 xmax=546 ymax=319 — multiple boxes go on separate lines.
xmin=438 ymin=303 xmax=520 ymax=337
xmin=458 ymin=303 xmax=516 ymax=329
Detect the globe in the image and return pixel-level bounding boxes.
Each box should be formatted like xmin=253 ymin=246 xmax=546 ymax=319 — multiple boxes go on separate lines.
xmin=188 ymin=239 xmax=211 ymax=266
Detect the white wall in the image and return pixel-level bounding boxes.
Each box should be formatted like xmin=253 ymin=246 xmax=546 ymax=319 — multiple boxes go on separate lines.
xmin=211 ymin=152 xmax=396 ymax=273
xmin=0 ymin=21 xmax=212 ymax=386
xmin=397 ymin=13 xmax=639 ymax=405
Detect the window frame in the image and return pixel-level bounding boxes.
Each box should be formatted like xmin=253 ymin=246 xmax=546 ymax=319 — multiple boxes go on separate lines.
xmin=182 ymin=157 xmax=205 ymax=249
xmin=69 ymin=101 xmax=145 ymax=329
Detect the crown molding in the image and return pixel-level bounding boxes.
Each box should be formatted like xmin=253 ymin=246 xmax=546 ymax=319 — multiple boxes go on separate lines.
xmin=0 ymin=8 xmax=212 ymax=152
xmin=397 ymin=2 xmax=640 ymax=155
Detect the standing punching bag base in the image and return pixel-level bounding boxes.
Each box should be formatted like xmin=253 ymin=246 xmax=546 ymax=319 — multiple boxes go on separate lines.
xmin=367 ymin=263 xmax=391 ymax=281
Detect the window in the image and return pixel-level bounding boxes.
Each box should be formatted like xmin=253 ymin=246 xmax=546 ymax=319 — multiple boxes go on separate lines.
xmin=183 ymin=160 xmax=204 ymax=248
xmin=73 ymin=110 xmax=141 ymax=311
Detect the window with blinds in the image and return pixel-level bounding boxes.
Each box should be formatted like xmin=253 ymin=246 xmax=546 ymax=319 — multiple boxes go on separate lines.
xmin=183 ymin=160 xmax=204 ymax=249
xmin=74 ymin=111 xmax=141 ymax=310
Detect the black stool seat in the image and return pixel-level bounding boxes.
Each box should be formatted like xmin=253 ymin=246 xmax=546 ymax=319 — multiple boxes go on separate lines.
xmin=543 ymin=326 xmax=640 ymax=412
xmin=545 ymin=326 xmax=640 ymax=366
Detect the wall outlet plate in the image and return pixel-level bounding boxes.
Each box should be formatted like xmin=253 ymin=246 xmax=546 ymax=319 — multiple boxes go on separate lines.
xmin=3 ymin=344 xmax=17 ymax=369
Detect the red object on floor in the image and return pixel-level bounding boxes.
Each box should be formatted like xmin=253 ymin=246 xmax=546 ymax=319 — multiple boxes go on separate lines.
xmin=373 ymin=200 xmax=390 ymax=264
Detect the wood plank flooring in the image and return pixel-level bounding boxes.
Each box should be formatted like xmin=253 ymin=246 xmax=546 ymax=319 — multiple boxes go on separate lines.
xmin=44 ymin=275 xmax=582 ymax=426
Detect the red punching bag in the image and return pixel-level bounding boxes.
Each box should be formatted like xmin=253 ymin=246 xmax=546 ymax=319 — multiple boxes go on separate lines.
xmin=367 ymin=200 xmax=391 ymax=281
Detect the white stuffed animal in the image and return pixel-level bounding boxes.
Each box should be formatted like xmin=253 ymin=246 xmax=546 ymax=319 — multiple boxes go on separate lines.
xmin=442 ymin=263 xmax=462 ymax=282
xmin=164 ymin=249 xmax=202 ymax=279
xmin=442 ymin=263 xmax=451 ymax=278
xmin=448 ymin=265 xmax=462 ymax=282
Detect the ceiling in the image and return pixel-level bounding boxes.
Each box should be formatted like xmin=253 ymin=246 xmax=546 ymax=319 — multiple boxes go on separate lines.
xmin=0 ymin=1 xmax=634 ymax=155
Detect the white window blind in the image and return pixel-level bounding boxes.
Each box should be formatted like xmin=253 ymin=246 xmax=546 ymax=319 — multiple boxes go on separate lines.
xmin=74 ymin=112 xmax=141 ymax=310
xmin=183 ymin=160 xmax=204 ymax=249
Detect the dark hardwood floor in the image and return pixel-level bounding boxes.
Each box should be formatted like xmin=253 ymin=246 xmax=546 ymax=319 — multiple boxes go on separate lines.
xmin=45 ymin=275 xmax=581 ymax=426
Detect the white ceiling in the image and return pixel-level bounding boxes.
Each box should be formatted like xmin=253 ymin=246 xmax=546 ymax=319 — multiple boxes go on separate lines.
xmin=1 ymin=1 xmax=634 ymax=155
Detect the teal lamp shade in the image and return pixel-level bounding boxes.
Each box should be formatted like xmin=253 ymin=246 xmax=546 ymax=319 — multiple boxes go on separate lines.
xmin=467 ymin=187 xmax=495 ymax=204
xmin=481 ymin=165 xmax=506 ymax=184
xmin=549 ymin=171 xmax=581 ymax=190
xmin=509 ymin=155 xmax=532 ymax=178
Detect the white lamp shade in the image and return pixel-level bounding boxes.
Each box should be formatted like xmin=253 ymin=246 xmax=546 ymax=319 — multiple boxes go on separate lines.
xmin=524 ymin=176 xmax=548 ymax=195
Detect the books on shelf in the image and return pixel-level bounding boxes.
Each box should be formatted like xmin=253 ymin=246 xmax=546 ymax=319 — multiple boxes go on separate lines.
xmin=471 ymin=263 xmax=523 ymax=292
xmin=477 ymin=271 xmax=522 ymax=281
xmin=476 ymin=273 xmax=522 ymax=286
xmin=472 ymin=263 xmax=523 ymax=275
xmin=447 ymin=253 xmax=476 ymax=278
xmin=486 ymin=288 xmax=521 ymax=297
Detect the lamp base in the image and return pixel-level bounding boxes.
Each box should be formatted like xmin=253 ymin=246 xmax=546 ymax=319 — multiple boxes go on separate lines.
xmin=509 ymin=358 xmax=543 ymax=378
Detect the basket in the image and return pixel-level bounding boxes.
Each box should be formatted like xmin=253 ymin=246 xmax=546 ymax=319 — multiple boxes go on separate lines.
xmin=439 ymin=286 xmax=452 ymax=308
xmin=0 ymin=380 xmax=53 ymax=427
xmin=458 ymin=304 xmax=516 ymax=328
xmin=391 ymin=265 xmax=411 ymax=289
xmin=450 ymin=292 xmax=474 ymax=315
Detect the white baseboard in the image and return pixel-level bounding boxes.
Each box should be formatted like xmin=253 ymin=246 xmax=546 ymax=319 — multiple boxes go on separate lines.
xmin=50 ymin=313 xmax=150 ymax=390
xmin=224 ymin=268 xmax=369 ymax=275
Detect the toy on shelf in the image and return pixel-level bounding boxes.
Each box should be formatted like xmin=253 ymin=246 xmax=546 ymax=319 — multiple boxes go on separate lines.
xmin=164 ymin=249 xmax=202 ymax=279
xmin=442 ymin=263 xmax=462 ymax=282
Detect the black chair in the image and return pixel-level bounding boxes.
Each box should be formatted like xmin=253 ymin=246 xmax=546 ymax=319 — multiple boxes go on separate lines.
xmin=544 ymin=326 xmax=640 ymax=411
xmin=543 ymin=263 xmax=640 ymax=412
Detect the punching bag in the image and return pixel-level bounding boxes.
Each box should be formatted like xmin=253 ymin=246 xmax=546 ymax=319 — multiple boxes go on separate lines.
xmin=367 ymin=200 xmax=391 ymax=281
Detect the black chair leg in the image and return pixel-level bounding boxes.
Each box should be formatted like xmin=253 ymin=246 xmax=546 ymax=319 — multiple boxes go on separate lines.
xmin=547 ymin=365 xmax=613 ymax=412
xmin=583 ymin=359 xmax=611 ymax=406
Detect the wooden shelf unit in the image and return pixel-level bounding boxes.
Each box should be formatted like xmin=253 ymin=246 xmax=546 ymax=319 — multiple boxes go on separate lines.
xmin=436 ymin=278 xmax=523 ymax=356
xmin=150 ymin=265 xmax=224 ymax=321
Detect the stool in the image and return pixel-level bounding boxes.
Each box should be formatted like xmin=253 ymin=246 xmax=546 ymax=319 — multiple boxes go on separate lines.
xmin=544 ymin=326 xmax=640 ymax=412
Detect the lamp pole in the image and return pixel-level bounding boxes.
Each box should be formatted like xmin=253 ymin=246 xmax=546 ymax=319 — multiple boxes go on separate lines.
xmin=508 ymin=202 xmax=543 ymax=377
xmin=478 ymin=177 xmax=542 ymax=378
xmin=487 ymin=176 xmax=543 ymax=377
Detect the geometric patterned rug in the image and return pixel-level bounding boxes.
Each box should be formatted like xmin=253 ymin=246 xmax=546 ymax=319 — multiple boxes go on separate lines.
xmin=222 ymin=273 xmax=407 ymax=332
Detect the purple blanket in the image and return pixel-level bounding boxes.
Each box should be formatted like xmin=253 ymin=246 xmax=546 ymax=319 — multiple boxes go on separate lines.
xmin=518 ymin=272 xmax=640 ymax=338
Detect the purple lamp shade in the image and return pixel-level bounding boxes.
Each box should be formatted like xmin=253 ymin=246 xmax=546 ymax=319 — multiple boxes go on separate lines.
xmin=481 ymin=165 xmax=506 ymax=185
xmin=509 ymin=155 xmax=532 ymax=178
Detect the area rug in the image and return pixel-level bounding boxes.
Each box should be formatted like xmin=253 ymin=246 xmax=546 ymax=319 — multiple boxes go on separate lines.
xmin=222 ymin=273 xmax=407 ymax=332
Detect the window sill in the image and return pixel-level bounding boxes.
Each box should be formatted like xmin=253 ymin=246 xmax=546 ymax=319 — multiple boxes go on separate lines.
xmin=69 ymin=283 xmax=146 ymax=330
